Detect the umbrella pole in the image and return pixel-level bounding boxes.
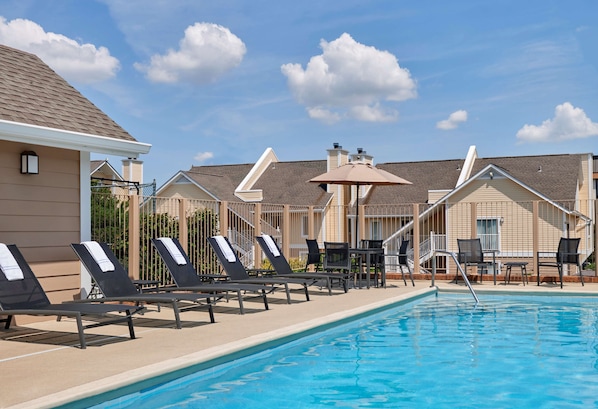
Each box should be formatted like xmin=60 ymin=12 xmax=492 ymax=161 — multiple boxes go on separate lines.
xmin=355 ymin=183 xmax=359 ymax=248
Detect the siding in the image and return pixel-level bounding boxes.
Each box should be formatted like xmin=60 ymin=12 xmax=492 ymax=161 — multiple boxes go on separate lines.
xmin=0 ymin=141 xmax=81 ymax=315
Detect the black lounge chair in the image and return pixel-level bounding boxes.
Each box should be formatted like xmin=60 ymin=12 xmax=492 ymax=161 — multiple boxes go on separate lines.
xmin=256 ymin=235 xmax=348 ymax=294
xmin=0 ymin=244 xmax=140 ymax=349
xmin=151 ymin=237 xmax=272 ymax=314
xmin=71 ymin=242 xmax=216 ymax=328
xmin=207 ymin=235 xmax=310 ymax=303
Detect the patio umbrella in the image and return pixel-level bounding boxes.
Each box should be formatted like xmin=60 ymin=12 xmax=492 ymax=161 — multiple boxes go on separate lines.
xmin=309 ymin=161 xmax=412 ymax=246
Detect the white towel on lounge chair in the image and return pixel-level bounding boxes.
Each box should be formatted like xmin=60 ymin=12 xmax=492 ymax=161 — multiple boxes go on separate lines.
xmin=157 ymin=237 xmax=187 ymax=265
xmin=0 ymin=243 xmax=24 ymax=281
xmin=262 ymin=234 xmax=280 ymax=257
xmin=82 ymin=241 xmax=115 ymax=272
xmin=213 ymin=235 xmax=236 ymax=262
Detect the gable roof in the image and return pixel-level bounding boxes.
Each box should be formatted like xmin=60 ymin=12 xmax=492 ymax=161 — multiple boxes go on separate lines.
xmin=470 ymin=154 xmax=582 ymax=201
xmin=365 ymin=153 xmax=584 ymax=204
xmin=0 ymin=44 xmax=150 ymax=157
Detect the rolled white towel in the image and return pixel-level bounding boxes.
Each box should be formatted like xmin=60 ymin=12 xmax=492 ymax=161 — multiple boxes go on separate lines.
xmin=0 ymin=243 xmax=24 ymax=281
xmin=262 ymin=234 xmax=280 ymax=257
xmin=213 ymin=235 xmax=236 ymax=263
xmin=82 ymin=241 xmax=115 ymax=272
xmin=157 ymin=237 xmax=187 ymax=265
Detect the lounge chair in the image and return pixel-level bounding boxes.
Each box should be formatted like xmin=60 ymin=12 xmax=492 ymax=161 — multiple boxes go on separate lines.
xmin=0 ymin=243 xmax=140 ymax=349
xmin=71 ymin=242 xmax=216 ymax=328
xmin=536 ymin=237 xmax=584 ymax=288
xmin=151 ymin=237 xmax=272 ymax=314
xmin=256 ymin=235 xmax=348 ymax=294
xmin=207 ymin=235 xmax=310 ymax=303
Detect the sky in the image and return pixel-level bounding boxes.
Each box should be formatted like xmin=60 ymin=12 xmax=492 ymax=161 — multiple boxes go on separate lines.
xmin=0 ymin=0 xmax=597 ymax=187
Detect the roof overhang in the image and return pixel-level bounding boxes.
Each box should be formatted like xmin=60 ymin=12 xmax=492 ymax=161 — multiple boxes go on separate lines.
xmin=0 ymin=119 xmax=151 ymax=158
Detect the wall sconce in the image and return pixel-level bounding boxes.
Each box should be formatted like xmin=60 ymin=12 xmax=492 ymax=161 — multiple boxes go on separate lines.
xmin=489 ymin=171 xmax=494 ymax=180
xmin=21 ymin=151 xmax=39 ymax=174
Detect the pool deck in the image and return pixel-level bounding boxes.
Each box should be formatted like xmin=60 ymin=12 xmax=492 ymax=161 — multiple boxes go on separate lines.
xmin=2 ymin=279 xmax=597 ymax=408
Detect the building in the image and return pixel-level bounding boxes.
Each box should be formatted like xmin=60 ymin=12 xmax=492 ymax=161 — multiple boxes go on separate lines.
xmin=0 ymin=44 xmax=151 ymax=309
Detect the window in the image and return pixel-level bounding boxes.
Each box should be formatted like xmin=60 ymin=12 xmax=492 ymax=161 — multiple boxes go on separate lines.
xmin=301 ymin=215 xmax=308 ymax=238
xmin=477 ymin=218 xmax=499 ymax=251
xmin=371 ymin=220 xmax=381 ymax=240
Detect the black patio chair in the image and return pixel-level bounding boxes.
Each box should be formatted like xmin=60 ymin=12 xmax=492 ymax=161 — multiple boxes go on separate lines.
xmin=305 ymin=239 xmax=324 ymax=272
xmin=151 ymin=237 xmax=272 ymax=314
xmin=207 ymin=235 xmax=310 ymax=303
xmin=257 ymin=235 xmax=348 ymax=294
xmin=0 ymin=243 xmax=140 ymax=349
xmin=71 ymin=241 xmax=216 ymax=328
xmin=384 ymin=239 xmax=415 ymax=287
xmin=536 ymin=237 xmax=584 ymax=288
xmin=457 ymin=238 xmax=494 ymax=283
xmin=323 ymin=242 xmax=354 ymax=286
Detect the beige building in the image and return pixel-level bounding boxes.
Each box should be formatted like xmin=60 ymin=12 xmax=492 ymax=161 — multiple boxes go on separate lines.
xmin=0 ymin=44 xmax=150 ymax=311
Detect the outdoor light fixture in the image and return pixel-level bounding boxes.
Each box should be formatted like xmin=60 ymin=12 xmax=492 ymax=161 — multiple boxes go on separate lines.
xmin=21 ymin=151 xmax=39 ymax=174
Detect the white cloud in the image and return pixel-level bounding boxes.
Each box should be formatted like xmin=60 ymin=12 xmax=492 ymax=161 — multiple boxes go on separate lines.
xmin=436 ymin=110 xmax=468 ymax=130
xmin=281 ymin=33 xmax=416 ymax=124
xmin=307 ymin=107 xmax=341 ymax=124
xmin=516 ymin=102 xmax=598 ymax=142
xmin=194 ymin=151 xmax=214 ymax=163
xmin=135 ymin=22 xmax=246 ymax=84
xmin=0 ymin=17 xmax=120 ymax=84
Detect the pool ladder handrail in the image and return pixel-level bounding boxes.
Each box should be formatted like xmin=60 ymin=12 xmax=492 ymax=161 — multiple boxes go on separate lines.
xmin=431 ymin=250 xmax=479 ymax=304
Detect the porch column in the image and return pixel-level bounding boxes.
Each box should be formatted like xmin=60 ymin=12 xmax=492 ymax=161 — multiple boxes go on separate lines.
xmin=532 ymin=201 xmax=539 ymax=284
xmin=254 ymin=203 xmax=262 ymax=268
xmin=219 ymin=201 xmax=228 ymax=235
xmin=283 ymin=205 xmax=290 ymax=256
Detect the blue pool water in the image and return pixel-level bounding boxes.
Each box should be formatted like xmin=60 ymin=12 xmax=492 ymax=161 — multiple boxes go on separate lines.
xmin=88 ymin=294 xmax=598 ymax=408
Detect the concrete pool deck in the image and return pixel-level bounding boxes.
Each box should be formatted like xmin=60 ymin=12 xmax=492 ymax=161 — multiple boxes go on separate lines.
xmin=2 ymin=279 xmax=597 ymax=408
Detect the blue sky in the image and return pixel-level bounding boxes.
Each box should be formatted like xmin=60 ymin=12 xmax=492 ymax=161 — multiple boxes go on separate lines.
xmin=1 ymin=0 xmax=597 ymax=186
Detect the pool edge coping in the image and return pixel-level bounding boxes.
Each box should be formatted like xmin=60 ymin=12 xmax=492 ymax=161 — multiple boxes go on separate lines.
xmin=11 ymin=286 xmax=437 ymax=409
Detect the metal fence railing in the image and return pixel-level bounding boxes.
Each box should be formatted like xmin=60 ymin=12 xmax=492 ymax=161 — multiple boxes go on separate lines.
xmin=91 ymin=193 xmax=596 ymax=283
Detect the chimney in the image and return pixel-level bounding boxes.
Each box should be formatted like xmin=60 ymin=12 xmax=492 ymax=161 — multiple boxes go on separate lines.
xmin=350 ymin=147 xmax=373 ymax=164
xmin=327 ymin=143 xmax=349 ymax=171
xmin=122 ymin=158 xmax=143 ymax=185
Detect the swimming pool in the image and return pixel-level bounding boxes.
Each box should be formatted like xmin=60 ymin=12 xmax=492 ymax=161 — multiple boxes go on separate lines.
xmin=84 ymin=293 xmax=598 ymax=408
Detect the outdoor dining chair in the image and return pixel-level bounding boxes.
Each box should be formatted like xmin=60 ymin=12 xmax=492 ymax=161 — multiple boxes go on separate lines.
xmin=536 ymin=237 xmax=584 ymax=288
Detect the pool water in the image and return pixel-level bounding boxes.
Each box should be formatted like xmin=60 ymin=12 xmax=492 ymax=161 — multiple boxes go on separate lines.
xmin=90 ymin=294 xmax=598 ymax=408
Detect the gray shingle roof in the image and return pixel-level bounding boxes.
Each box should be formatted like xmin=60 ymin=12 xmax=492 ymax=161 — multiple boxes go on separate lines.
xmin=184 ymin=164 xmax=255 ymax=202
xmin=184 ymin=153 xmax=585 ymax=206
xmin=366 ymin=153 xmax=583 ymax=204
xmin=368 ymin=159 xmax=464 ymax=204
xmin=253 ymin=160 xmax=332 ymax=206
xmin=0 ymin=44 xmax=136 ymax=141
xmin=471 ymin=154 xmax=582 ymax=201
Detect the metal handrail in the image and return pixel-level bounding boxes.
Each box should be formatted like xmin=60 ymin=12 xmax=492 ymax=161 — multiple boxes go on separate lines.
xmin=431 ymin=250 xmax=479 ymax=304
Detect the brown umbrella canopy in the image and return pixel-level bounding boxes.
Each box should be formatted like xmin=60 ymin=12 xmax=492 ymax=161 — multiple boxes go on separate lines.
xmin=309 ymin=161 xmax=412 ymax=246
xmin=309 ymin=161 xmax=412 ymax=186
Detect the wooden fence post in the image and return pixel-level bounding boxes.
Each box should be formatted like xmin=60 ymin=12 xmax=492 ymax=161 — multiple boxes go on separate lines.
xmin=254 ymin=203 xmax=262 ymax=268
xmin=219 ymin=201 xmax=228 ymax=235
xmin=128 ymin=194 xmax=140 ymax=280
xmin=178 ymin=198 xmax=188 ymax=251
xmin=283 ymin=204 xmax=290 ymax=256
xmin=413 ymin=203 xmax=420 ymax=275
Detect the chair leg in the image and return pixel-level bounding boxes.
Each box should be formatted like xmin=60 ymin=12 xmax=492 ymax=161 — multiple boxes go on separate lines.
xmin=578 ymin=262 xmax=585 ymax=286
xmin=399 ymin=266 xmax=407 ymax=286
xmin=126 ymin=310 xmax=136 ymax=340
xmin=75 ymin=315 xmax=86 ymax=349
xmin=236 ymin=290 xmax=245 ymax=314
